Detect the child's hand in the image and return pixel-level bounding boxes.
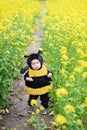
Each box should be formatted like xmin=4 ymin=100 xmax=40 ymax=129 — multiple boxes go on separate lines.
xmin=47 ymin=73 xmax=52 ymax=78
xmin=26 ymin=77 xmax=33 ymax=81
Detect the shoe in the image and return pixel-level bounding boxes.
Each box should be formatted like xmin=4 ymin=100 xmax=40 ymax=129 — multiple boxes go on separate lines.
xmin=41 ymin=109 xmax=47 ymax=115
xmin=28 ymin=106 xmax=34 ymax=113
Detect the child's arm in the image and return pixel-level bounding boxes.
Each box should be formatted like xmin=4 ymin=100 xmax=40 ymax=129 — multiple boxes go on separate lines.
xmin=24 ymin=71 xmax=33 ymax=82
xmin=47 ymin=72 xmax=52 ymax=78
xmin=47 ymin=70 xmax=53 ymax=78
xmin=26 ymin=77 xmax=33 ymax=81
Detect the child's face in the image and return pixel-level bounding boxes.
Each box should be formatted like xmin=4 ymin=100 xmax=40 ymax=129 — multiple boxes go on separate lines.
xmin=31 ymin=59 xmax=41 ymax=70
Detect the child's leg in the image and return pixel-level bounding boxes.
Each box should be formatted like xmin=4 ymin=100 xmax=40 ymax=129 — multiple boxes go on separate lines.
xmin=28 ymin=95 xmax=38 ymax=106
xmin=40 ymin=93 xmax=49 ymax=109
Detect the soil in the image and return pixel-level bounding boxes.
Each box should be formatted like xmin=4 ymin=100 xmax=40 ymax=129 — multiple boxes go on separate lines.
xmin=0 ymin=76 xmax=53 ymax=130
xmin=0 ymin=8 xmax=53 ymax=130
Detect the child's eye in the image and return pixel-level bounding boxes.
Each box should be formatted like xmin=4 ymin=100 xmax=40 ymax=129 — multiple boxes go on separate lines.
xmin=32 ymin=63 xmax=35 ymax=65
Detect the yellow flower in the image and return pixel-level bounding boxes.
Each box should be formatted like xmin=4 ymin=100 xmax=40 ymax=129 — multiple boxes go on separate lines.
xmin=44 ymin=31 xmax=48 ymax=35
xmin=36 ymin=109 xmax=40 ymax=114
xmin=20 ymin=42 xmax=27 ymax=47
xmin=78 ymin=60 xmax=87 ymax=68
xmin=11 ymin=42 xmax=18 ymax=46
xmin=82 ymin=72 xmax=87 ymax=79
xmin=77 ymin=119 xmax=82 ymax=126
xmin=55 ymin=115 xmax=67 ymax=125
xmin=62 ymin=125 xmax=66 ymax=130
xmin=23 ymin=51 xmax=28 ymax=55
xmin=61 ymin=61 xmax=67 ymax=66
xmin=21 ymin=34 xmax=25 ymax=38
xmin=29 ymin=118 xmax=33 ymax=123
xmin=17 ymin=48 xmax=22 ymax=52
xmin=61 ymin=68 xmax=66 ymax=75
xmin=85 ymin=97 xmax=87 ymax=104
xmin=31 ymin=41 xmax=35 ymax=45
xmin=60 ymin=46 xmax=67 ymax=55
xmin=74 ymin=66 xmax=83 ymax=73
xmin=61 ymin=54 xmax=68 ymax=61
xmin=24 ymin=123 xmax=27 ymax=127
xmin=66 ymin=83 xmax=71 ymax=87
xmin=31 ymin=112 xmax=35 ymax=115
xmin=61 ymin=68 xmax=67 ymax=78
xmin=69 ymin=74 xmax=75 ymax=81
xmin=17 ymin=62 xmax=21 ymax=66
xmin=55 ymin=87 xmax=68 ymax=97
xmin=49 ymin=43 xmax=54 ymax=47
xmin=48 ymin=35 xmax=52 ymax=40
xmin=26 ymin=35 xmax=31 ymax=41
xmin=52 ymin=121 xmax=58 ymax=126
xmin=30 ymin=99 xmax=37 ymax=106
xmin=81 ymin=103 xmax=87 ymax=108
xmin=40 ymin=105 xmax=44 ymax=111
xmin=4 ymin=35 xmax=9 ymax=39
xmin=43 ymin=51 xmax=47 ymax=55
xmin=81 ymin=53 xmax=87 ymax=58
xmin=81 ymin=97 xmax=87 ymax=108
xmin=76 ymin=48 xmax=83 ymax=55
xmin=4 ymin=51 xmax=10 ymax=54
xmin=13 ymin=128 xmax=17 ymax=130
xmin=64 ymin=104 xmax=75 ymax=113
xmin=30 ymin=28 xmax=34 ymax=33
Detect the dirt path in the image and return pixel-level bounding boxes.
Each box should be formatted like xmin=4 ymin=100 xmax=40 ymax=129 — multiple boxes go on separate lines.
xmin=0 ymin=7 xmax=53 ymax=130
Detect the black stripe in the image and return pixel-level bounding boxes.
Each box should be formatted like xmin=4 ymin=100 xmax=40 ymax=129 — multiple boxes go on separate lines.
xmin=25 ymin=75 xmax=52 ymax=88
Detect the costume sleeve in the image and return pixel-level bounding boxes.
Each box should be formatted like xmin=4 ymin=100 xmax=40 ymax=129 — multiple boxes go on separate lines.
xmin=24 ymin=71 xmax=29 ymax=81
xmin=47 ymin=70 xmax=53 ymax=82
xmin=20 ymin=66 xmax=29 ymax=74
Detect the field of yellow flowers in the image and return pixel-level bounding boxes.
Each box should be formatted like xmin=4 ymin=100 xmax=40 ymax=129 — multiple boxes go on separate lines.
xmin=41 ymin=0 xmax=87 ymax=129
xmin=0 ymin=0 xmax=87 ymax=130
xmin=0 ymin=0 xmax=42 ymax=109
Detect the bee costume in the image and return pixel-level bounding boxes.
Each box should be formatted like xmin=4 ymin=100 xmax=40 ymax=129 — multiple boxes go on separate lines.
xmin=25 ymin=64 xmax=52 ymax=95
xmin=24 ymin=50 xmax=53 ymax=109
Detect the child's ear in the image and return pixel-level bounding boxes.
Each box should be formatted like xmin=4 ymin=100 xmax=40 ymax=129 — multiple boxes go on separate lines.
xmin=24 ymin=55 xmax=29 ymax=58
xmin=37 ymin=48 xmax=43 ymax=55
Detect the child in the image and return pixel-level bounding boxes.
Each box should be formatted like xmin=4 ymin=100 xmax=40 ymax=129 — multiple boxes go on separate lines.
xmin=23 ymin=50 xmax=53 ymax=114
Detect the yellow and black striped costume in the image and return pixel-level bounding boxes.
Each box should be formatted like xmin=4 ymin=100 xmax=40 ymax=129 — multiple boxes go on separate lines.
xmin=24 ymin=65 xmax=52 ymax=95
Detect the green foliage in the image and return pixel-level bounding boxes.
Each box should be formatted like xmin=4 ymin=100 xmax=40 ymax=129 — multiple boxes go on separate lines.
xmin=25 ymin=114 xmax=48 ymax=130
xmin=0 ymin=0 xmax=42 ymax=109
xmin=41 ymin=0 xmax=87 ymax=129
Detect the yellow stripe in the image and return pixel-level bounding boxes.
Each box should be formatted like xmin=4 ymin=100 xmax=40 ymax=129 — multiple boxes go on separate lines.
xmin=25 ymin=84 xmax=52 ymax=95
xmin=28 ymin=65 xmax=47 ymax=77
